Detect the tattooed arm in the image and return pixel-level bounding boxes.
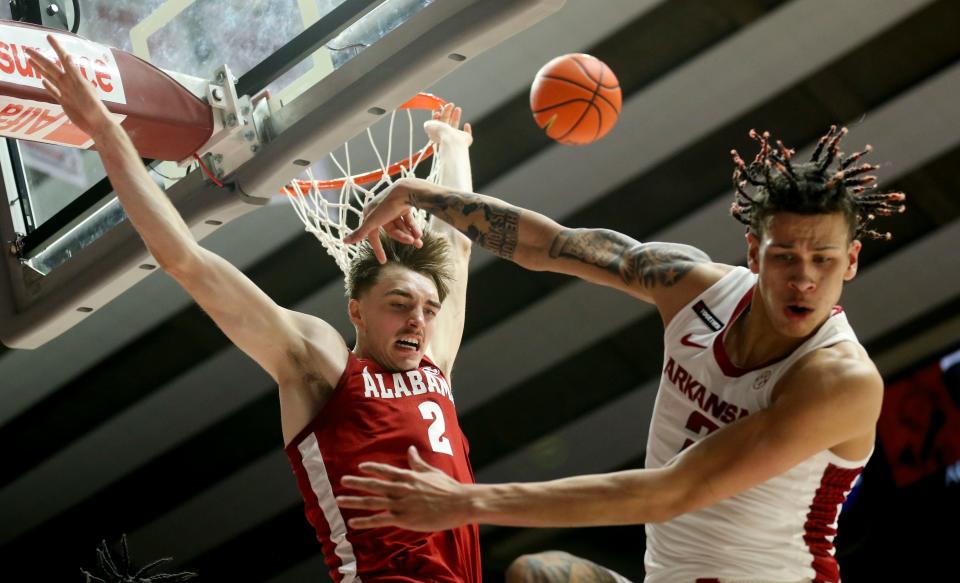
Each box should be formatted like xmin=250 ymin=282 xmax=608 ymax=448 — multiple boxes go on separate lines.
xmin=546 ymin=228 xmax=714 ymax=296
xmin=347 ymin=178 xmax=728 ymax=321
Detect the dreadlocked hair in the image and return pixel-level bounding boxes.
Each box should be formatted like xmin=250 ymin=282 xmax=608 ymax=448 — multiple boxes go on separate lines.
xmin=80 ymin=535 xmax=197 ymax=583
xmin=729 ymin=125 xmax=906 ymax=241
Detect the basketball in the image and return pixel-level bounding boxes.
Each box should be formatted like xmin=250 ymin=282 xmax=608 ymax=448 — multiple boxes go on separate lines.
xmin=530 ymin=53 xmax=622 ymax=145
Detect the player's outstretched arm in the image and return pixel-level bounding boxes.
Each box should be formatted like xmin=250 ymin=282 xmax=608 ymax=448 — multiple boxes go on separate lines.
xmin=346 ymin=180 xmax=723 ymax=316
xmin=26 ymin=37 xmax=348 ymax=386
xmin=420 ymin=104 xmax=473 ymax=380
xmin=337 ymin=348 xmax=882 ymax=531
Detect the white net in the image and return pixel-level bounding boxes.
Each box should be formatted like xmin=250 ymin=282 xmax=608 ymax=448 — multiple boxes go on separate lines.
xmin=282 ymin=98 xmax=445 ymax=274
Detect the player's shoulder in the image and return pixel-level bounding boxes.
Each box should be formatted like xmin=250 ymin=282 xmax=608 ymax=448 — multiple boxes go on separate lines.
xmin=285 ymin=309 xmax=345 ymax=342
xmin=680 ymin=260 xmax=740 ymax=306
xmin=805 ymin=340 xmax=879 ymax=380
xmin=658 ymin=261 xmax=737 ymax=326
xmin=278 ymin=309 xmax=350 ymax=378
xmin=693 ymin=260 xmax=738 ymax=285
xmin=780 ymin=341 xmax=883 ymax=407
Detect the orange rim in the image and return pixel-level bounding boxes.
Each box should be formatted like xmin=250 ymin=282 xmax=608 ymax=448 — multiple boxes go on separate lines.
xmin=286 ymin=93 xmax=447 ymax=192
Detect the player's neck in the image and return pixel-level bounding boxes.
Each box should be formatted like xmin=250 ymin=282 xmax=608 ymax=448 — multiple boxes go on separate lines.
xmin=726 ymin=288 xmax=816 ymax=369
xmin=352 ymin=338 xmax=379 ymax=365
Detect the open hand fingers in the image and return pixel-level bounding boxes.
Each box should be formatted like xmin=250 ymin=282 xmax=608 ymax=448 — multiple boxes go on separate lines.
xmin=438 ymin=102 xmax=452 ymax=125
xmin=434 ymin=103 xmax=462 ymax=130
xmin=344 ymin=219 xmax=374 ymax=245
xmin=407 ymin=446 xmax=434 ymax=472
xmin=369 ymin=231 xmax=387 ymax=264
xmin=362 ymin=213 xmax=414 ymax=249
xmin=357 ymin=460 xmax=414 ymax=481
xmin=347 ymin=192 xmax=395 ymax=245
xmin=42 ymin=36 xmax=77 ymax=81
xmin=399 ymin=212 xmax=423 ymax=245
xmin=427 ymin=103 xmax=469 ymax=141
xmin=24 ymin=47 xmax=59 ymax=77
xmin=341 ymin=475 xmax=410 ymax=497
xmin=335 ymin=495 xmax=391 ymax=511
xmin=348 ymin=512 xmax=400 ymax=530
xmin=348 ymin=201 xmax=419 ymax=249
xmin=450 ymin=106 xmax=462 ymax=130
xmin=40 ymin=79 xmax=62 ymax=101
xmin=384 ymin=222 xmax=416 ymax=245
xmin=390 ymin=213 xmax=416 ymax=236
xmin=26 ymin=37 xmax=83 ymax=99
xmin=45 ymin=35 xmax=70 ymax=64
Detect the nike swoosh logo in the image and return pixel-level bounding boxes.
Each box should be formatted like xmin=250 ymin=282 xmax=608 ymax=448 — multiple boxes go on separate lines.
xmin=681 ymin=333 xmax=707 ymax=349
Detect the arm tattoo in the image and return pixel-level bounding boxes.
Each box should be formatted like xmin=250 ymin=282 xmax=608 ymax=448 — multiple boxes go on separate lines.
xmin=549 ymin=228 xmax=709 ymax=289
xmin=409 ymin=191 xmax=520 ymax=259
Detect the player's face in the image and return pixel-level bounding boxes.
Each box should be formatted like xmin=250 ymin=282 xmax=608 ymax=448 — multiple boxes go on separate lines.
xmin=349 ymin=265 xmax=441 ymax=372
xmin=748 ymin=212 xmax=861 ymax=338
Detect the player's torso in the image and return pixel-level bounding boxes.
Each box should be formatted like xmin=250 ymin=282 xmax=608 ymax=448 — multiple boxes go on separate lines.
xmin=321 ymin=355 xmax=472 ymax=479
xmin=285 ymin=353 xmax=480 ymax=583
xmin=644 ymin=266 xmax=867 ymax=583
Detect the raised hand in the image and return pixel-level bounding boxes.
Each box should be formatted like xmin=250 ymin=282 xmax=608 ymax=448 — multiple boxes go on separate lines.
xmin=25 ymin=35 xmax=116 ymax=139
xmin=424 ymin=102 xmax=472 ymax=147
xmin=345 ymin=103 xmax=472 ymax=263
xmin=336 ymin=446 xmax=474 ymax=532
xmin=345 ymin=177 xmax=425 ymax=263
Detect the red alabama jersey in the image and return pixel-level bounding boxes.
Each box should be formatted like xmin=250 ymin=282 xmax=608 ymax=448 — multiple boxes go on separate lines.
xmin=286 ymin=352 xmax=481 ymax=583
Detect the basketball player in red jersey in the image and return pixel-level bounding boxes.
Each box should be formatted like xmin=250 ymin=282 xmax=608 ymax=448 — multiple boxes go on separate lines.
xmin=28 ymin=37 xmax=481 ymax=583
xmin=340 ymin=127 xmax=906 ymax=583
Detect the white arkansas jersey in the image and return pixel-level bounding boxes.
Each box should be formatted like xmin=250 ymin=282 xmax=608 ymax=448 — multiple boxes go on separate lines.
xmin=644 ymin=267 xmax=868 ymax=583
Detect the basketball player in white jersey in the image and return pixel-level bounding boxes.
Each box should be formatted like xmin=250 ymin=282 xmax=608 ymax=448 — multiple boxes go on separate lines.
xmin=337 ymin=127 xmax=906 ymax=583
xmin=28 ymin=37 xmax=486 ymax=582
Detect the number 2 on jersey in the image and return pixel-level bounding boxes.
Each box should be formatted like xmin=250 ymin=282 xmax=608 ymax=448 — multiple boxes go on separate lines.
xmin=419 ymin=400 xmax=453 ymax=455
xmin=680 ymin=410 xmax=720 ymax=451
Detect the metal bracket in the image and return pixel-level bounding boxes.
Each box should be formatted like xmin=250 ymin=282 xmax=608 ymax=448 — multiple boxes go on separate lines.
xmin=187 ymin=64 xmax=271 ymax=196
xmin=10 ymin=0 xmax=69 ymax=30
xmin=8 ymin=232 xmax=26 ymax=258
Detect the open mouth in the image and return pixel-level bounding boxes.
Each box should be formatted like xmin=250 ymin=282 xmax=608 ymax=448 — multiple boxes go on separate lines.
xmin=395 ymin=338 xmax=421 ymax=352
xmin=785 ymin=305 xmax=813 ymax=319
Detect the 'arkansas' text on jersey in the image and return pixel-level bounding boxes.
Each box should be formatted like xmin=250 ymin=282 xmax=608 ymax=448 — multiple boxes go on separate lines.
xmin=664 ymin=356 xmax=749 ymax=423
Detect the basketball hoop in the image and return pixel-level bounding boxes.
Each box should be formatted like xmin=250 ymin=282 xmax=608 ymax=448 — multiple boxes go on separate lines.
xmin=282 ymin=92 xmax=447 ymax=274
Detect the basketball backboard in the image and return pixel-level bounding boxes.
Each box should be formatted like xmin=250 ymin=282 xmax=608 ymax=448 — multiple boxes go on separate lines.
xmin=0 ymin=0 xmax=564 ymax=348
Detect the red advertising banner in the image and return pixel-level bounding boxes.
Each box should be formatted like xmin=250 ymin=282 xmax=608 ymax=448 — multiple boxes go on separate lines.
xmin=879 ymin=360 xmax=960 ymax=487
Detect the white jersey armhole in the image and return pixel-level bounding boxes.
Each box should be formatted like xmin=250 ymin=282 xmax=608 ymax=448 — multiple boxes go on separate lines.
xmin=663 ymin=266 xmax=755 ymax=339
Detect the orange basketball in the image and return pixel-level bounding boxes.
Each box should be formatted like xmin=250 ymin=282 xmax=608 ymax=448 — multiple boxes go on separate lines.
xmin=530 ymin=53 xmax=622 ymax=145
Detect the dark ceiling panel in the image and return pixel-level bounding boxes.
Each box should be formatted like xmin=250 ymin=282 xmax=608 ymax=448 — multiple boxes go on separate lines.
xmin=462 ymin=1 xmax=960 ymax=340
xmin=0 ymin=234 xmax=333 ymax=489
xmin=468 ymin=0 xmax=791 ymax=188
xmin=0 ymin=391 xmax=283 ymax=573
